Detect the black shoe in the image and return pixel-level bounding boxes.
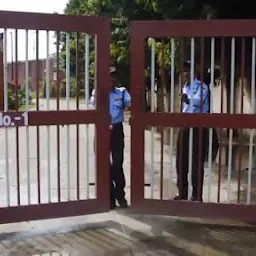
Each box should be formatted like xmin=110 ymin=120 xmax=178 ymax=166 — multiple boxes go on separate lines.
xmin=110 ymin=203 xmax=116 ymax=210
xmin=172 ymin=195 xmax=182 ymax=200
xmin=117 ymin=198 xmax=128 ymax=208
xmin=110 ymin=199 xmax=116 ymax=210
xmin=172 ymin=194 xmax=187 ymax=200
xmin=110 ymin=204 xmax=116 ymax=210
xmin=190 ymin=196 xmax=203 ymax=202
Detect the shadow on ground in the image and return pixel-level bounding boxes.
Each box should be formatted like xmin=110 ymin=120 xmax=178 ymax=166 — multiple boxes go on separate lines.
xmin=123 ymin=214 xmax=256 ymax=256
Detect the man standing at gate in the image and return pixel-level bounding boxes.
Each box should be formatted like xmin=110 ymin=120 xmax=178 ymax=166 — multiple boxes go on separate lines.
xmin=90 ymin=66 xmax=131 ymax=209
xmin=173 ymin=62 xmax=209 ymax=202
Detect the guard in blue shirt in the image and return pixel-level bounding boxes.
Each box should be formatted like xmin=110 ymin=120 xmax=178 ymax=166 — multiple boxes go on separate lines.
xmin=173 ymin=62 xmax=209 ymax=202
xmin=90 ymin=67 xmax=131 ymax=209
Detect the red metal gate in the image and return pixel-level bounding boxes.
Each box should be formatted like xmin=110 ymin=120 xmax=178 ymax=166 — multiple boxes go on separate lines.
xmin=130 ymin=20 xmax=256 ymax=221
xmin=0 ymin=11 xmax=110 ymax=223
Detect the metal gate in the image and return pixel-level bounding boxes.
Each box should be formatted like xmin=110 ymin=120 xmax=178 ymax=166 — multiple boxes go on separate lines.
xmin=0 ymin=11 xmax=110 ymax=223
xmin=130 ymin=20 xmax=256 ymax=221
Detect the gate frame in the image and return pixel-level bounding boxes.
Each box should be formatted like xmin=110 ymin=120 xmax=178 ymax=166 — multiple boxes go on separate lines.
xmin=0 ymin=11 xmax=111 ymax=223
xmin=130 ymin=19 xmax=256 ymax=221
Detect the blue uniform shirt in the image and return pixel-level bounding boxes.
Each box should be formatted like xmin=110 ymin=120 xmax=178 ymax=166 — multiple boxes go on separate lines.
xmin=182 ymin=79 xmax=209 ymax=113
xmin=90 ymin=87 xmax=131 ymax=124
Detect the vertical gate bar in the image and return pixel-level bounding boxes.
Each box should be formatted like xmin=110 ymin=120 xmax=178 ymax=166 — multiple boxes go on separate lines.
xmin=177 ymin=38 xmax=184 ymax=200
xmin=25 ymin=30 xmax=31 ymax=205
xmin=95 ymin=21 xmax=111 ymax=204
xmin=199 ymin=38 xmax=205 ymax=112
xmin=150 ymin=39 xmax=155 ymax=199
xmin=84 ymin=34 xmax=90 ymax=199
xmin=3 ymin=29 xmax=10 ymax=206
xmin=15 ymin=29 xmax=21 ymax=206
xmin=197 ymin=37 xmax=204 ymax=201
xmin=56 ymin=31 xmax=61 ymax=202
xmin=131 ymin=28 xmax=145 ymax=203
xmin=217 ymin=38 xmax=225 ymax=203
xmin=227 ymin=37 xmax=235 ymax=203
xmin=0 ymin=33 xmax=3 ymax=112
xmin=169 ymin=38 xmax=175 ymax=198
xmin=76 ymin=32 xmax=80 ymax=200
xmin=66 ymin=32 xmax=71 ymax=201
xmin=160 ymin=127 xmax=164 ymax=199
xmin=46 ymin=30 xmax=51 ymax=203
xmin=3 ymin=30 xmax=8 ymax=110
xmin=188 ymin=37 xmax=195 ymax=200
xmin=35 ymin=30 xmax=41 ymax=203
xmin=207 ymin=37 xmax=215 ymax=202
xmin=94 ymin=37 xmax=97 ymax=198
xmin=179 ymin=38 xmax=184 ymax=114
xmin=237 ymin=38 xmax=245 ymax=203
xmin=247 ymin=37 xmax=255 ymax=204
xmin=159 ymin=40 xmax=164 ymax=199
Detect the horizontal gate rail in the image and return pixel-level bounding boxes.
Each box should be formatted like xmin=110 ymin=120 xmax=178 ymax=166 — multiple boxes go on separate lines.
xmin=0 ymin=11 xmax=107 ymax=33
xmin=139 ymin=113 xmax=256 ymax=129
xmin=0 ymin=199 xmax=105 ymax=224
xmin=129 ymin=199 xmax=256 ymax=221
xmin=131 ymin=19 xmax=256 ymax=37
xmin=0 ymin=110 xmax=108 ymax=126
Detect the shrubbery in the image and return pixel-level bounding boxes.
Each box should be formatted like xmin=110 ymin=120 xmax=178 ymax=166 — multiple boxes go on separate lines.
xmin=42 ymin=78 xmax=85 ymax=98
xmin=8 ymin=87 xmax=32 ymax=110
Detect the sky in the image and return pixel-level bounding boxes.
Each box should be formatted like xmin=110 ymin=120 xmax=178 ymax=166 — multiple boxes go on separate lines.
xmin=0 ymin=0 xmax=69 ymax=62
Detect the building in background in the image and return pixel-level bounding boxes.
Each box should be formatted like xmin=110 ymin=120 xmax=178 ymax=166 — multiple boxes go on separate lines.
xmin=7 ymin=58 xmax=55 ymax=91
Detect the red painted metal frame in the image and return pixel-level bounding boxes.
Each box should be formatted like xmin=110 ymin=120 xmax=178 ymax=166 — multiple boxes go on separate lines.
xmin=130 ymin=19 xmax=256 ymax=222
xmin=0 ymin=50 xmax=3 ymax=111
xmin=0 ymin=11 xmax=111 ymax=223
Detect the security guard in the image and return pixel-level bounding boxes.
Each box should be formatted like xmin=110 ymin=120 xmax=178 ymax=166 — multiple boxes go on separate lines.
xmin=173 ymin=62 xmax=209 ymax=202
xmin=90 ymin=67 xmax=131 ymax=209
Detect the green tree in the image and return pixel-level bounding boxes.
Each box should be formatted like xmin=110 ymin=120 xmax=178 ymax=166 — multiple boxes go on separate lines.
xmin=61 ymin=0 xmax=219 ymax=88
xmin=60 ymin=0 xmax=254 ymax=100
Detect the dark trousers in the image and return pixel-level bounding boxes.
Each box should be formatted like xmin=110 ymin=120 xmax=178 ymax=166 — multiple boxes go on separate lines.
xmin=110 ymin=123 xmax=125 ymax=203
xmin=176 ymin=127 xmax=208 ymax=200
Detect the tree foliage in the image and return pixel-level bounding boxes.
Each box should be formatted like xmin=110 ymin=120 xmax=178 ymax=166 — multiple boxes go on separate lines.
xmin=61 ymin=0 xmax=253 ymax=91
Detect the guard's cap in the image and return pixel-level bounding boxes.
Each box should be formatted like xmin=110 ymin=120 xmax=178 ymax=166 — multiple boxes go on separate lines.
xmin=183 ymin=60 xmax=192 ymax=71
xmin=109 ymin=66 xmax=117 ymax=74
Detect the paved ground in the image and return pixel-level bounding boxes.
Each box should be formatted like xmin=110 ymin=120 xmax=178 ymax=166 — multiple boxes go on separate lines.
xmin=0 ymin=212 xmax=256 ymax=256
xmin=0 ymin=98 xmax=256 ymax=255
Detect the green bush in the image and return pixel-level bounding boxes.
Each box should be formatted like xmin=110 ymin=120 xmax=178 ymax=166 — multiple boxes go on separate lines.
xmin=60 ymin=77 xmax=85 ymax=98
xmin=68 ymin=77 xmax=85 ymax=98
xmin=8 ymin=87 xmax=32 ymax=110
xmin=42 ymin=81 xmax=67 ymax=98
xmin=8 ymin=90 xmax=15 ymax=110
xmin=41 ymin=78 xmax=87 ymax=99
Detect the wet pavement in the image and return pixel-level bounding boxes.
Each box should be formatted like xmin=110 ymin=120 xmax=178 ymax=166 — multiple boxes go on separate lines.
xmin=0 ymin=212 xmax=256 ymax=255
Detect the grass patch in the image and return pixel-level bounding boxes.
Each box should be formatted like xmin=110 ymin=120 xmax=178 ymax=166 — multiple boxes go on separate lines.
xmin=18 ymin=102 xmax=36 ymax=111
